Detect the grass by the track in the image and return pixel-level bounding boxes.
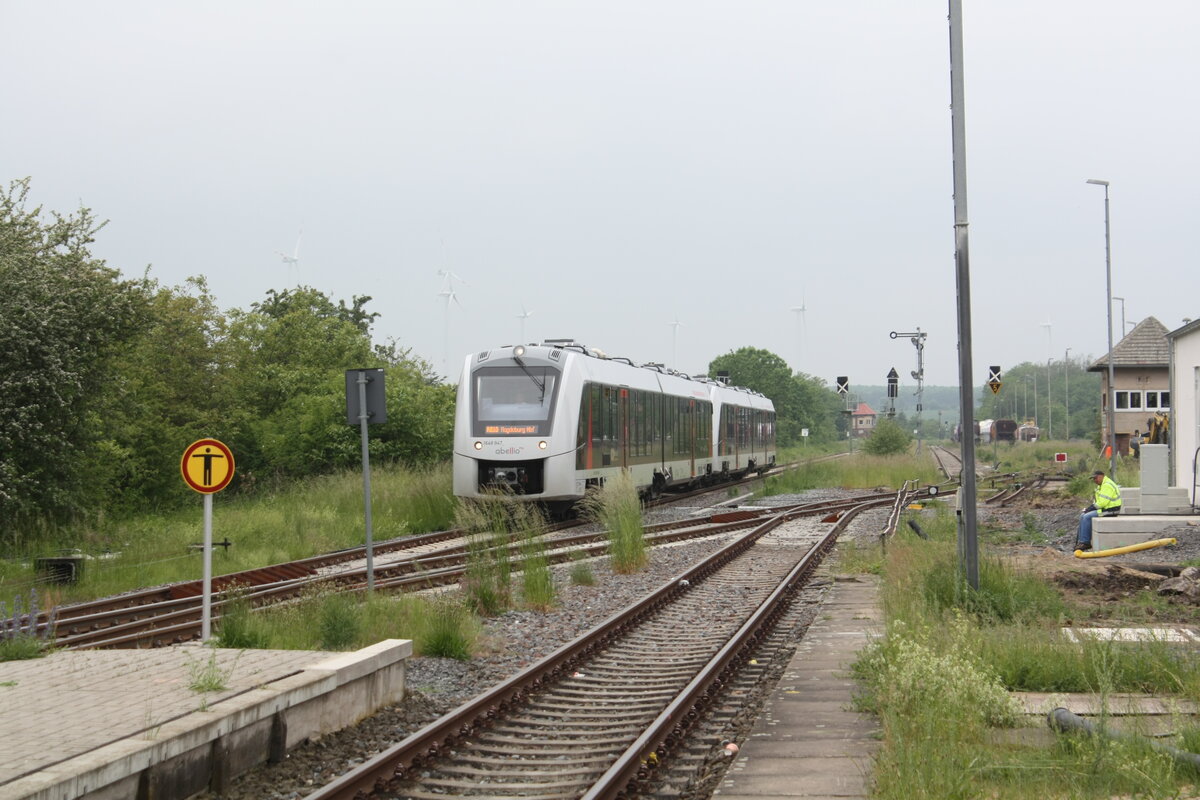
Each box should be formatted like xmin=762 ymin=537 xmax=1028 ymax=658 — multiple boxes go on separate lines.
xmin=0 ymin=463 xmax=457 ymax=609
xmin=849 ymin=476 xmax=1200 ymax=799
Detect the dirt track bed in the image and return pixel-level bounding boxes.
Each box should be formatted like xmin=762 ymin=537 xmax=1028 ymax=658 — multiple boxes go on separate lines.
xmin=976 ymin=488 xmax=1200 ymax=624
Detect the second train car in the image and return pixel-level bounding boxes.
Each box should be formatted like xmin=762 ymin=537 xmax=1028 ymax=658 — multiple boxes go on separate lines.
xmin=452 ymin=340 xmax=776 ymax=515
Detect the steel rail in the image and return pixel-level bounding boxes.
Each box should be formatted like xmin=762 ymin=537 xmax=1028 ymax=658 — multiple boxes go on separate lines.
xmin=583 ymin=500 xmax=873 ymax=800
xmin=306 ymin=496 xmax=889 ymax=800
xmin=55 ymin=490 xmax=901 ymax=649
xmin=37 ymin=465 xmax=796 ymax=639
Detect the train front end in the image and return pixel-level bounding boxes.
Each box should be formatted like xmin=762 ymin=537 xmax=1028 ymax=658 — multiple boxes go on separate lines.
xmin=453 ymin=344 xmax=577 ymax=504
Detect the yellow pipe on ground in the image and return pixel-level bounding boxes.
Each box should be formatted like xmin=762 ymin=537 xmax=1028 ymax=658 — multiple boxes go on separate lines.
xmin=1075 ymin=538 xmax=1177 ymax=559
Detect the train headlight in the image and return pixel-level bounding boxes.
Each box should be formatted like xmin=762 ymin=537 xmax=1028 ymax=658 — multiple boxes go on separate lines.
xmin=513 ymin=345 xmax=526 ymax=358
xmin=474 ymin=441 xmax=483 ymax=450
xmin=538 ymin=440 xmax=548 ymax=450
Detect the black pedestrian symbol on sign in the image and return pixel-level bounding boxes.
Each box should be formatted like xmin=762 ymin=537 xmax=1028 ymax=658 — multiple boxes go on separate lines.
xmin=192 ymin=447 xmax=225 ymax=486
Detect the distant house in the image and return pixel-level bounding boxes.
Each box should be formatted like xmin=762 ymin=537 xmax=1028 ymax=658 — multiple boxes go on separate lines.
xmin=1088 ymin=317 xmax=1171 ymax=457
xmin=851 ymin=402 xmax=877 ymax=437
xmin=1166 ymin=318 xmax=1200 ymax=496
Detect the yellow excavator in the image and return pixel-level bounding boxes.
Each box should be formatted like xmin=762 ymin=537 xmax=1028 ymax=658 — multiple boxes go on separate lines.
xmin=1144 ymin=411 xmax=1170 ymax=445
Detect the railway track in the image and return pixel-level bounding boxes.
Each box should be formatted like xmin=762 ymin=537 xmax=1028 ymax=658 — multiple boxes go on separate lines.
xmin=47 ymin=488 xmax=907 ymax=650
xmin=306 ymin=494 xmax=888 ymax=800
xmin=31 ymin=462 xmax=858 ymax=650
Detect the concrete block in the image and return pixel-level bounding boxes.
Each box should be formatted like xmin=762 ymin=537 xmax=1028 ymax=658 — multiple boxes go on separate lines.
xmin=1093 ymin=515 xmax=1196 ymax=549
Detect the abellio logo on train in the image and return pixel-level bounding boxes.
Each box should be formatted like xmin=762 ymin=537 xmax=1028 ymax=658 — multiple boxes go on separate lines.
xmin=482 ymin=440 xmax=525 ymax=455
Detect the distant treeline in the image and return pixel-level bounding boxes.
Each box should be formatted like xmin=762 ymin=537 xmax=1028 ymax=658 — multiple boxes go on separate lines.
xmin=0 ymin=179 xmax=453 ymax=534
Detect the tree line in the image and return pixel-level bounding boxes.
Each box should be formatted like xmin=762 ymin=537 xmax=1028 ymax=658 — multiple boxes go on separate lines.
xmin=0 ymin=180 xmax=453 ymax=533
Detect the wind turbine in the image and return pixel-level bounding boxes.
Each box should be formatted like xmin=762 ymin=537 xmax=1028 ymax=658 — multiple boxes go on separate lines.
xmin=276 ymin=230 xmax=302 ymax=285
xmin=790 ymin=298 xmax=807 ymax=369
xmin=517 ymin=305 xmax=534 ymax=343
xmin=436 ymin=269 xmax=465 ymax=372
xmin=668 ymin=314 xmax=684 ymax=368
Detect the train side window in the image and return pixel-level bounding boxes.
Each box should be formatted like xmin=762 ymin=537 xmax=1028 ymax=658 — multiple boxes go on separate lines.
xmin=698 ymin=401 xmax=712 ymax=450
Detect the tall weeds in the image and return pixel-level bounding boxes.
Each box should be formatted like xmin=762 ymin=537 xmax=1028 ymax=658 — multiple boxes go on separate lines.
xmin=454 ymin=491 xmax=552 ymax=615
xmin=579 ymin=472 xmax=646 ymax=573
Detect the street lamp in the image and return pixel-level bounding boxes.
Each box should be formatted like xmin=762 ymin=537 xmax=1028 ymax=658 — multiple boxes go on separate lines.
xmin=1064 ymin=347 xmax=1072 ymax=440
xmin=1087 ymin=178 xmax=1118 ymax=475
xmin=1112 ymin=296 xmax=1126 ymax=337
xmin=1041 ymin=322 xmax=1052 ymax=439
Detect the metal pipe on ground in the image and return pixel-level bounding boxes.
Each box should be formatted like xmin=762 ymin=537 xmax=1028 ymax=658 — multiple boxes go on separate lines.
xmin=1047 ymin=707 xmax=1200 ymax=772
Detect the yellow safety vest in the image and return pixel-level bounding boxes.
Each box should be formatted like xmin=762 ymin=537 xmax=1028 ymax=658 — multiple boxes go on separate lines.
xmin=1094 ymin=476 xmax=1122 ymax=511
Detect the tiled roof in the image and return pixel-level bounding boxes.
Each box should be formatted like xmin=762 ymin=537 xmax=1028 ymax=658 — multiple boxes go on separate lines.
xmin=852 ymin=402 xmax=876 ymax=416
xmin=1088 ymin=316 xmax=1170 ymax=370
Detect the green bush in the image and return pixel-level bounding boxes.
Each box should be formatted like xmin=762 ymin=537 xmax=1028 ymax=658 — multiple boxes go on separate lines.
xmin=861 ymin=419 xmax=913 ymax=456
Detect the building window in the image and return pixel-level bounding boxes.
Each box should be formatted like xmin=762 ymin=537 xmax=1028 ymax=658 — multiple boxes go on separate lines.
xmin=1115 ymin=391 xmax=1129 ymax=409
xmin=1145 ymin=390 xmax=1171 ymax=410
xmin=1115 ymin=391 xmax=1143 ymax=410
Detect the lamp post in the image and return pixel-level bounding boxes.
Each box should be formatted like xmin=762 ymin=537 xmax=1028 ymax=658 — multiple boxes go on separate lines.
xmin=1064 ymin=347 xmax=1071 ymax=440
xmin=1041 ymin=322 xmax=1052 ymax=439
xmin=1087 ymin=178 xmax=1117 ymax=475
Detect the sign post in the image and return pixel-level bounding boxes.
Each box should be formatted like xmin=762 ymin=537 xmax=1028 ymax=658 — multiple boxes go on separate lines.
xmin=181 ymin=438 xmax=235 ymax=640
xmin=346 ymin=369 xmax=386 ymax=591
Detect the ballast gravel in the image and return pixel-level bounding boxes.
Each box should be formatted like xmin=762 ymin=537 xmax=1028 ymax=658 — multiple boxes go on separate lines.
xmin=194 ymin=489 xmax=884 ymax=800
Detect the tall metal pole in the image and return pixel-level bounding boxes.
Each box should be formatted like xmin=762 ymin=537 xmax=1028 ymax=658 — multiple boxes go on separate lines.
xmin=1064 ymin=347 xmax=1071 ymax=440
xmin=1041 ymin=323 xmax=1052 ymax=439
xmin=1088 ymin=179 xmax=1117 ymax=474
xmin=202 ymin=493 xmax=213 ymax=640
xmin=1047 ymin=357 xmax=1053 ymax=439
xmin=949 ymin=0 xmax=978 ymax=589
xmin=357 ymin=371 xmax=376 ymax=591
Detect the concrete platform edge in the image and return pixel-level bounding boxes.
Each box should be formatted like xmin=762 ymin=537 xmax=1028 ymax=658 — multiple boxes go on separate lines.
xmin=0 ymin=639 xmax=412 ymax=800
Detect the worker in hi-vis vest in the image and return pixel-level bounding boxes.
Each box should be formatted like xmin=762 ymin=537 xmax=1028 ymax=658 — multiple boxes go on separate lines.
xmin=1076 ymin=469 xmax=1122 ymax=551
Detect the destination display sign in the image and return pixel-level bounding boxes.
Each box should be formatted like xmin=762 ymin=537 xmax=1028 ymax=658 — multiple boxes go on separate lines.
xmin=485 ymin=424 xmax=540 ymax=435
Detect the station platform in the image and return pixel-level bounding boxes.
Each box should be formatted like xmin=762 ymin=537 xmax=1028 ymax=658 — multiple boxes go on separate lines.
xmin=0 ymin=639 xmax=411 ymax=800
xmin=716 ymin=573 xmax=882 ymax=799
xmin=1093 ymin=514 xmax=1200 ymax=550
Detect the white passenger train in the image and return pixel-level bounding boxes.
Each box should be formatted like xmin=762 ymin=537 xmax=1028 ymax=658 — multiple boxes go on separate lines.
xmin=452 ymin=340 xmax=776 ymax=515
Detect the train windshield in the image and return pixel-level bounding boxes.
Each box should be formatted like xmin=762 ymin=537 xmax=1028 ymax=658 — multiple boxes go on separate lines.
xmin=473 ymin=366 xmax=560 ymax=436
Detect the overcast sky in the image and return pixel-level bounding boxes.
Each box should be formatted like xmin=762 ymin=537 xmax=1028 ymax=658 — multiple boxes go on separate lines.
xmin=3 ymin=2 xmax=1196 ymax=389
